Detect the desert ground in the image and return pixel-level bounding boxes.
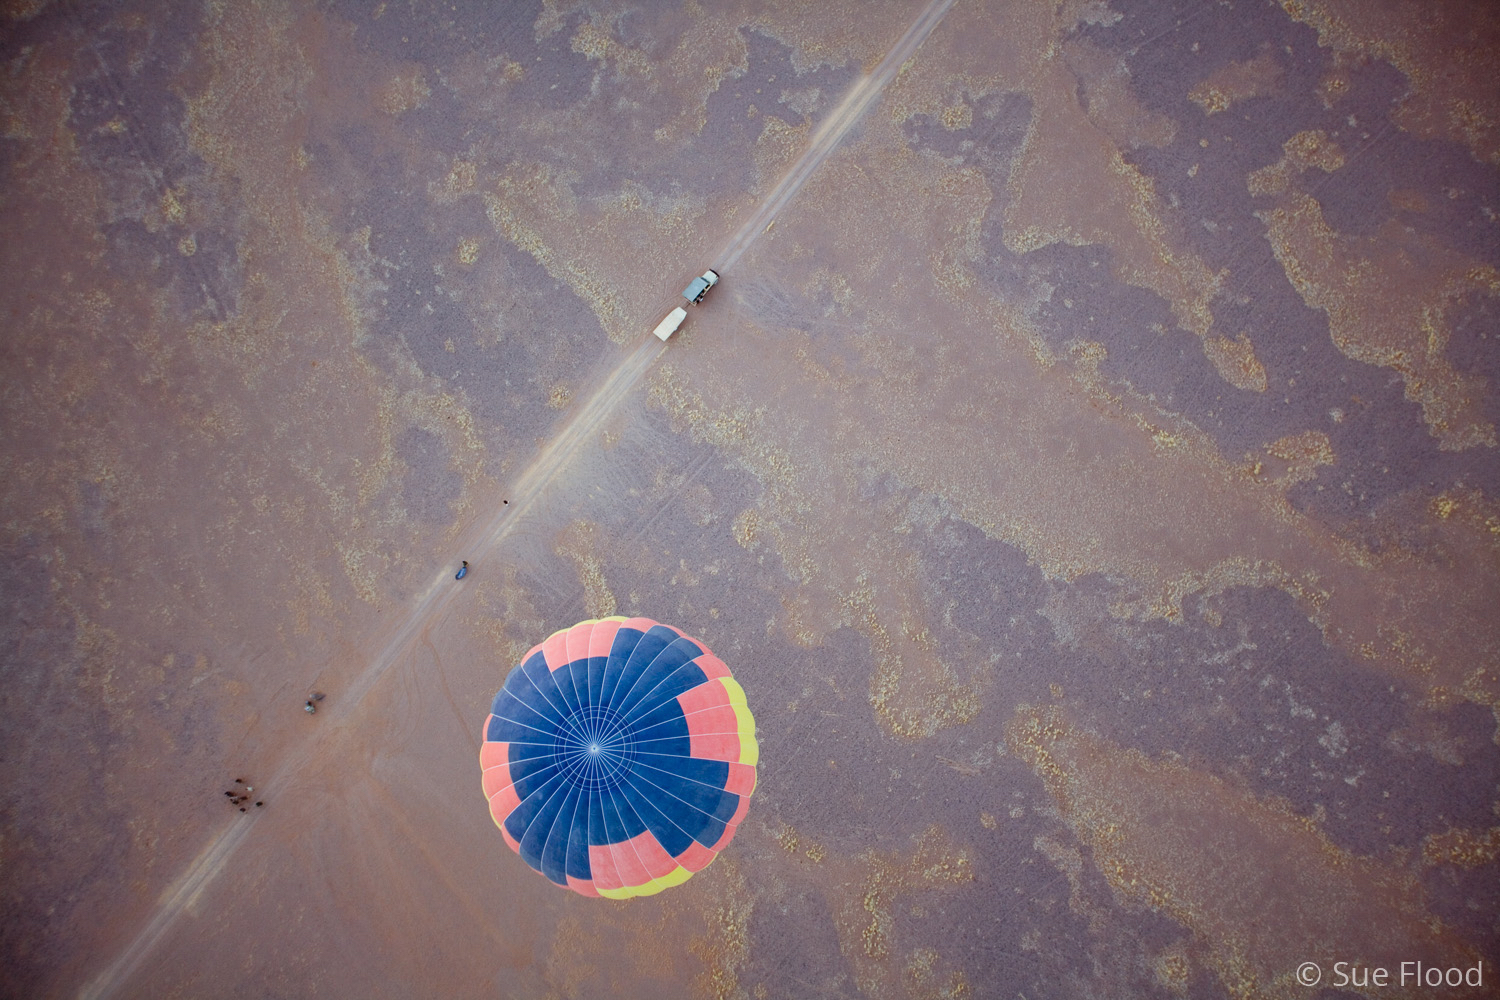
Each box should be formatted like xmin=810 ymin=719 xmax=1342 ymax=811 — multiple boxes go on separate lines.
xmin=2 ymin=0 xmax=1498 ymax=997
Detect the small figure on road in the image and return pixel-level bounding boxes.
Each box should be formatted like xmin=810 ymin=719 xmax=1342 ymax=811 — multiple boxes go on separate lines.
xmin=455 ymin=560 xmax=470 ymax=580
xmin=255 ymin=801 xmax=264 ymax=807
xmin=305 ymin=699 xmax=316 ymax=714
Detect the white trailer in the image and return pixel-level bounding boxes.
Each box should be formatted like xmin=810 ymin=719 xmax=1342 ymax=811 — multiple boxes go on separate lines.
xmin=652 ymin=306 xmax=687 ymax=341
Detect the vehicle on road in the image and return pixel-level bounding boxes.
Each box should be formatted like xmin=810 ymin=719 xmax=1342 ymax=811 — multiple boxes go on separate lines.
xmin=652 ymin=306 xmax=687 ymax=342
xmin=682 ymin=269 xmax=719 ymax=304
xmin=653 ymin=269 xmax=721 ymax=341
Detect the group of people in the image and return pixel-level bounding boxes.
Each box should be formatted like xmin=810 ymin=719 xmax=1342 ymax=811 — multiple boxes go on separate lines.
xmin=222 ymin=541 xmax=487 ymax=818
xmin=224 ymin=544 xmax=485 ymax=816
xmin=224 ymin=778 xmax=262 ymax=812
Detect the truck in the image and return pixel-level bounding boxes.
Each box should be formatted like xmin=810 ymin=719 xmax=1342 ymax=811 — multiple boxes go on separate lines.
xmin=682 ymin=269 xmax=719 ymax=304
xmin=652 ymin=269 xmax=720 ymax=341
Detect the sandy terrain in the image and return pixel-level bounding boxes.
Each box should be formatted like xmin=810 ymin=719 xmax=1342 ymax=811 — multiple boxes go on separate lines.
xmin=2 ymin=1 xmax=1498 ymax=998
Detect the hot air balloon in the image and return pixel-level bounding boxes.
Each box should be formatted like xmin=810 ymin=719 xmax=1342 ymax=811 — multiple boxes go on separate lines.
xmin=480 ymin=617 xmax=757 ymax=898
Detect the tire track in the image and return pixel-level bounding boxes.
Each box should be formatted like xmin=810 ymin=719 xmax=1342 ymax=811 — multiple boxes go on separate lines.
xmin=78 ymin=335 xmax=667 ymax=1000
xmin=80 ymin=0 xmax=958 ymax=994
xmin=719 ymin=0 xmax=958 ymax=271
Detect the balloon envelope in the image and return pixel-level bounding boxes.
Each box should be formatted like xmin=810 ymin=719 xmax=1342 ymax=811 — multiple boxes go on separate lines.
xmin=480 ymin=617 xmax=757 ymax=897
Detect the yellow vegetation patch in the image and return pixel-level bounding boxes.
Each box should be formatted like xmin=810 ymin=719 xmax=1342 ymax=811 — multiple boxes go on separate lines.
xmin=937 ymin=100 xmax=971 ymax=131
xmin=556 ymin=520 xmax=618 ymax=618
xmin=1422 ymin=826 xmax=1500 ymax=868
xmin=827 ymin=826 xmax=974 ymax=997
xmin=376 ymin=65 xmax=431 ymax=114
xmin=688 ymin=859 xmax=755 ymax=1000
xmin=1202 ymin=332 xmax=1268 ymax=393
xmin=1278 ymin=0 xmax=1500 ymax=163
xmin=1264 ymin=430 xmax=1335 ymax=486
xmin=1254 ymin=189 xmax=1499 ymax=450
xmin=432 ymin=158 xmax=477 ymax=203
xmin=1009 ymin=704 xmax=1479 ymax=999
xmin=1189 ymin=48 xmax=1283 ymax=115
xmin=1248 ymin=129 xmax=1345 ymax=196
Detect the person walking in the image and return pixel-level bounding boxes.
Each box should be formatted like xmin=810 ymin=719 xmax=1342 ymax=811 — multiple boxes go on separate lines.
xmin=455 ymin=560 xmax=470 ymax=580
